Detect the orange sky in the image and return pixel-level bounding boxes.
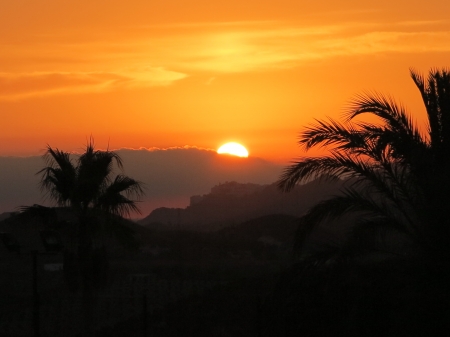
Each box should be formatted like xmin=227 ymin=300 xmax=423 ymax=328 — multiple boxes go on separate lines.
xmin=1 ymin=0 xmax=449 ymax=163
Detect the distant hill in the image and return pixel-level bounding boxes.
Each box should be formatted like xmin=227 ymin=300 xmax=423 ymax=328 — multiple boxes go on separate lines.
xmin=219 ymin=214 xmax=298 ymax=241
xmin=0 ymin=206 xmax=342 ymax=262
xmin=0 ymin=209 xmax=143 ymax=256
xmin=0 ymin=148 xmax=283 ymax=215
xmin=134 ymin=213 xmax=300 ymax=262
xmin=0 ymin=212 xmax=17 ymax=222
xmin=139 ymin=178 xmax=345 ymax=231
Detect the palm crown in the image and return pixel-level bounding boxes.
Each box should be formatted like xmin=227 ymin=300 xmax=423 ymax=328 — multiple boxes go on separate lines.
xmin=39 ymin=141 xmax=143 ymax=217
xmin=278 ymin=69 xmax=450 ymax=258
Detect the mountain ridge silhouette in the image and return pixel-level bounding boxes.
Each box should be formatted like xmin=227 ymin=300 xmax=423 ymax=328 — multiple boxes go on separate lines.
xmin=139 ymin=178 xmax=345 ymax=231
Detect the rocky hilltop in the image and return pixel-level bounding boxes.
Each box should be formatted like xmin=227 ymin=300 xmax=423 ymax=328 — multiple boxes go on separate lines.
xmin=139 ymin=178 xmax=344 ymax=231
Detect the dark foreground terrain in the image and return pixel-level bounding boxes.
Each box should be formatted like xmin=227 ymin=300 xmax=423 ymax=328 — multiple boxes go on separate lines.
xmin=1 ymin=213 xmax=449 ymax=336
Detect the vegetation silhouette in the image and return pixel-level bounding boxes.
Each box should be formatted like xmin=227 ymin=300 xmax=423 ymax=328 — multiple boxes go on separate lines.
xmin=22 ymin=139 xmax=144 ymax=335
xmin=273 ymin=68 xmax=450 ymax=336
xmin=278 ymin=68 xmax=450 ymax=261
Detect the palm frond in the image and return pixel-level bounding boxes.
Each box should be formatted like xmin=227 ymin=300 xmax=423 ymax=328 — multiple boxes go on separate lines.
xmin=79 ymin=139 xmax=123 ymax=170
xmin=278 ymin=156 xmax=343 ymax=191
xmin=293 ymin=188 xmax=412 ymax=254
xmin=97 ymin=195 xmax=142 ymax=217
xmin=348 ymin=93 xmax=425 ymax=147
xmin=77 ymin=142 xmax=124 ymax=207
xmin=299 ymin=118 xmax=367 ymax=151
xmin=344 ymin=92 xmax=428 ymax=173
xmin=106 ymin=175 xmax=144 ymax=198
xmin=41 ymin=146 xmax=74 ymax=171
xmin=412 ymin=68 xmax=450 ymax=155
xmin=278 ymin=151 xmax=406 ymax=206
xmin=38 ymin=147 xmax=77 ymax=206
xmin=96 ymin=175 xmax=144 ymax=217
xmin=346 ymin=93 xmax=411 ymax=132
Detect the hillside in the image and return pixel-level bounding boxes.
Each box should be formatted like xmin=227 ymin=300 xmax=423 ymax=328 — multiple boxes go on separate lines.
xmin=139 ymin=178 xmax=345 ymax=231
xmin=135 ymin=214 xmax=298 ymax=262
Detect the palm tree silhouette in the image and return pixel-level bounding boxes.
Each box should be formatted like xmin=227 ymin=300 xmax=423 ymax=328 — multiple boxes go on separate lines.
xmin=24 ymin=139 xmax=144 ymax=335
xmin=39 ymin=141 xmax=143 ymax=217
xmin=278 ymin=69 xmax=450 ymax=260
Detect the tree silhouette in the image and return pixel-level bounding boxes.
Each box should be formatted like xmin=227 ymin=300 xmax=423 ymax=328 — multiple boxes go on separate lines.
xmin=278 ymin=69 xmax=450 ymax=260
xmin=39 ymin=141 xmax=143 ymax=216
xmin=23 ymin=139 xmax=144 ymax=335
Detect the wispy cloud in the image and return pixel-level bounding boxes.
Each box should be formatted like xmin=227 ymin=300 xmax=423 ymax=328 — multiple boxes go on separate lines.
xmin=111 ymin=20 xmax=450 ymax=73
xmin=141 ymin=21 xmax=450 ymax=73
xmin=317 ymin=31 xmax=450 ymax=56
xmin=0 ymin=68 xmax=187 ymax=100
xmin=139 ymin=20 xmax=279 ymax=29
xmin=122 ymin=67 xmax=188 ymax=87
xmin=124 ymin=145 xmax=216 ymax=152
xmin=1 ymin=19 xmax=449 ymax=99
xmin=396 ymin=20 xmax=445 ymax=27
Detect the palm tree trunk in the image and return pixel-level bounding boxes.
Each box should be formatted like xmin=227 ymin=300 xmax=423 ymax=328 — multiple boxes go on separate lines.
xmin=78 ymin=216 xmax=97 ymax=336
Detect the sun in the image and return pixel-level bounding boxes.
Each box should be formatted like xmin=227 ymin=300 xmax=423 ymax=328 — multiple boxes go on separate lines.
xmin=217 ymin=142 xmax=249 ymax=157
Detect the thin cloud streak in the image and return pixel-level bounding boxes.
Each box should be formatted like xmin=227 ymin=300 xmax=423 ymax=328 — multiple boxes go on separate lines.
xmin=87 ymin=21 xmax=450 ymax=73
xmin=0 ymin=68 xmax=187 ymax=100
xmin=163 ymin=22 xmax=450 ymax=72
xmin=1 ymin=20 xmax=449 ymax=99
xmin=139 ymin=20 xmax=279 ymax=29
xmin=396 ymin=20 xmax=445 ymax=27
xmin=123 ymin=145 xmax=217 ymax=152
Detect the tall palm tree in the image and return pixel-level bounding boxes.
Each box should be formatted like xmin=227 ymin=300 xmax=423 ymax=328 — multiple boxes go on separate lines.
xmin=23 ymin=140 xmax=144 ymax=335
xmin=35 ymin=140 xmax=143 ymax=284
xmin=278 ymin=69 xmax=450 ymax=260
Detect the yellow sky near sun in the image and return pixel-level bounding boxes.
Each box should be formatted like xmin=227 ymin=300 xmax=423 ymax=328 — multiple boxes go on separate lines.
xmin=1 ymin=0 xmax=449 ymax=162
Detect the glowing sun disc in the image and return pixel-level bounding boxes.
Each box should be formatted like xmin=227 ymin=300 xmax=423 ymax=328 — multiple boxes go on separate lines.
xmin=217 ymin=142 xmax=249 ymax=157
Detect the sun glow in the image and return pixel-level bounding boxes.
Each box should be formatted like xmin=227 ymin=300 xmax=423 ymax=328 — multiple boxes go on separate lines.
xmin=217 ymin=142 xmax=249 ymax=157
